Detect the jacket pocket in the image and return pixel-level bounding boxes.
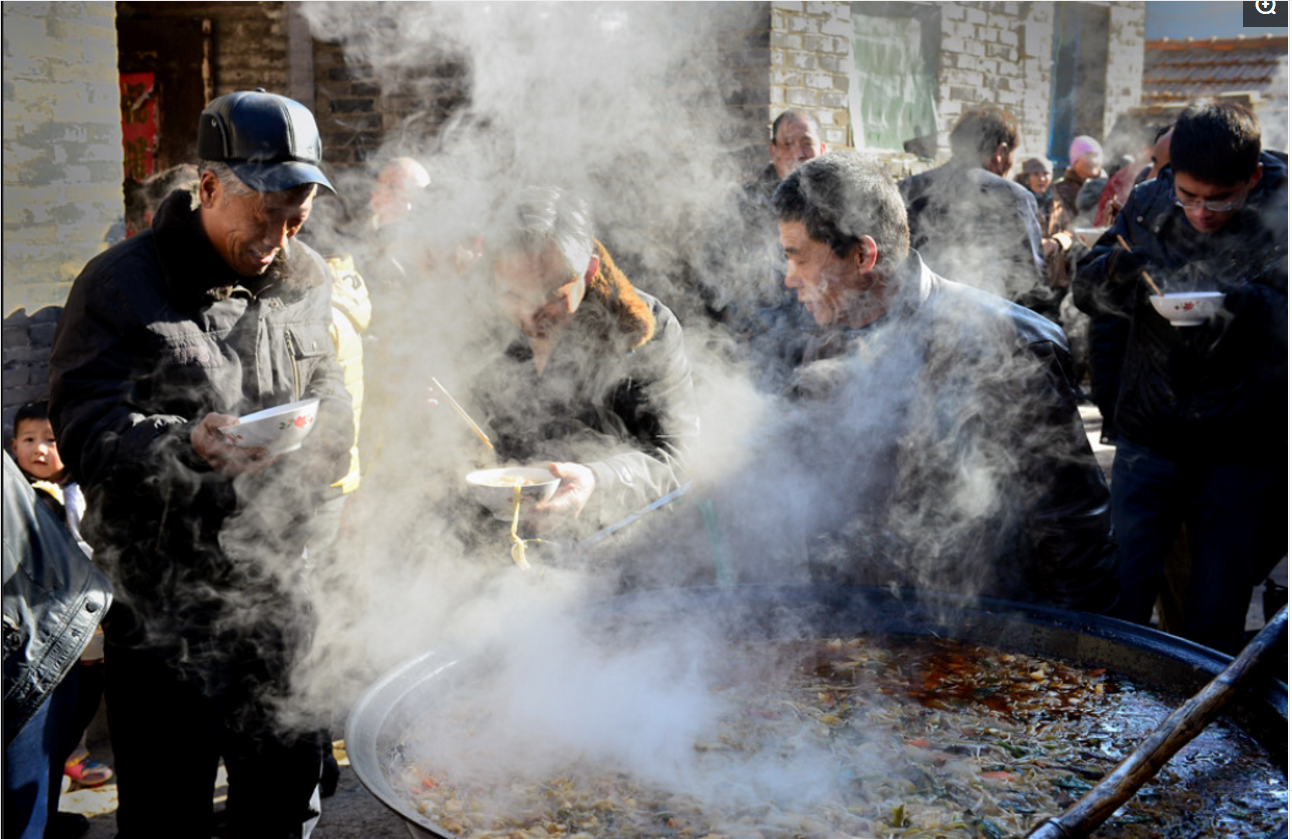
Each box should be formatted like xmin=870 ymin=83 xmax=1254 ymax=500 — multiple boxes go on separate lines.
xmin=285 ymin=325 xmax=332 ymax=402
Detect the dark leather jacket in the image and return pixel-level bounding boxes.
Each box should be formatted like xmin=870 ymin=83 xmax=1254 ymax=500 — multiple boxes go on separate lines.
xmin=782 ymin=258 xmax=1117 ymax=613
xmin=3 ymin=454 xmax=111 ymax=741
xmin=467 ymin=243 xmax=699 ymax=530
xmin=48 ymin=189 xmax=353 ymax=646
xmin=1073 ymin=152 xmax=1288 ymax=461
xmin=900 ymin=160 xmax=1048 ymax=303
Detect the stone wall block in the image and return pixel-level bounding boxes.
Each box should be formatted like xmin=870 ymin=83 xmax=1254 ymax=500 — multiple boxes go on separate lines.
xmin=820 ymin=17 xmax=850 ymax=37
xmin=4 ymin=1 xmax=121 ymax=319
xmin=2 ymin=363 xmax=29 ymax=390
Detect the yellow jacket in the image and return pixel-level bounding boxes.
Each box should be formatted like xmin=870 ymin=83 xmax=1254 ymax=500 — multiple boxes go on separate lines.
xmin=326 ymin=255 xmax=372 ymax=494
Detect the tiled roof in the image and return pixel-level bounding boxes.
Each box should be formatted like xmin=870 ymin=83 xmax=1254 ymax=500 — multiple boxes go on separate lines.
xmin=1143 ymin=34 xmax=1288 ymax=106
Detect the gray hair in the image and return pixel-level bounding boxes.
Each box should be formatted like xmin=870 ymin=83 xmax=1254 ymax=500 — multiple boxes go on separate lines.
xmin=771 ymin=150 xmax=910 ymax=274
xmin=198 ymin=160 xmax=257 ymax=198
xmin=492 ymin=186 xmax=595 ymax=277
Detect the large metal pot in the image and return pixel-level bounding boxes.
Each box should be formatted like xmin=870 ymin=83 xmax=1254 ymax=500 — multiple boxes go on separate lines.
xmin=346 ymin=585 xmax=1288 ymax=838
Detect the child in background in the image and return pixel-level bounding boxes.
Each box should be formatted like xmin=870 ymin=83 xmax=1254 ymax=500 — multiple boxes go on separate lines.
xmin=11 ymin=402 xmax=112 ymax=790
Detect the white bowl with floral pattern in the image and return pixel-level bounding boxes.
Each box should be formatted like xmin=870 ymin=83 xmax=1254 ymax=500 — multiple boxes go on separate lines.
xmin=1149 ymin=291 xmax=1225 ymax=327
xmin=218 ymin=397 xmax=320 ymax=455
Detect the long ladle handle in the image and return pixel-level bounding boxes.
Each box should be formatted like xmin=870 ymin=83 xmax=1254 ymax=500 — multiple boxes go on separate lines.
xmin=1028 ymin=605 xmax=1289 ymax=839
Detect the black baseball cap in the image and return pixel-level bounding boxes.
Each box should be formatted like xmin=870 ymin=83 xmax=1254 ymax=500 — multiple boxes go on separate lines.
xmin=197 ymin=89 xmax=335 ymax=194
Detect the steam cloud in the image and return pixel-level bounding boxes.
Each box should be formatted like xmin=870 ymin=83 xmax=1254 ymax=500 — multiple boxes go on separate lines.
xmin=158 ymin=0 xmax=1111 ymax=823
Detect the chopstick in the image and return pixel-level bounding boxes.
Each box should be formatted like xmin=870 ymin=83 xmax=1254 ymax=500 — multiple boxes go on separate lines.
xmin=1115 ymin=234 xmax=1164 ymax=296
xmin=430 ymin=377 xmax=494 ymax=450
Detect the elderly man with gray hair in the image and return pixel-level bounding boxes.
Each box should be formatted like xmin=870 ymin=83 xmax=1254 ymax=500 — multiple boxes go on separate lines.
xmin=735 ymin=151 xmax=1117 ymax=612
xmin=50 ymin=89 xmax=351 ymax=837
xmin=461 ymin=187 xmax=700 ymax=537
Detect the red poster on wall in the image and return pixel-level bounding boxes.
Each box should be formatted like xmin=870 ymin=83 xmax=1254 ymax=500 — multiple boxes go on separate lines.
xmin=120 ymin=72 xmax=157 ymax=183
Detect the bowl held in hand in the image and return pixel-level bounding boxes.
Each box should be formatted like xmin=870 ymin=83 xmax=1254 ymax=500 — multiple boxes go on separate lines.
xmin=1148 ymin=291 xmax=1225 ymax=327
xmin=466 ymin=466 xmax=561 ymax=521
xmin=218 ymin=397 xmax=321 ymax=455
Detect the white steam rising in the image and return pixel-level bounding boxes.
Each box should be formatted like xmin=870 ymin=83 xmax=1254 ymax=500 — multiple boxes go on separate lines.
xmin=227 ymin=3 xmax=1111 ymax=824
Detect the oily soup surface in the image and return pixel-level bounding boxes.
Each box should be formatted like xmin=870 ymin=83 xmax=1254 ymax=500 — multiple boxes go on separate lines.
xmin=392 ymin=636 xmax=1286 ymax=838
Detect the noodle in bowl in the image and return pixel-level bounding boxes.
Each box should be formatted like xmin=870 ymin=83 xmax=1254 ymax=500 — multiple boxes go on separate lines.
xmin=466 ymin=466 xmax=561 ymax=520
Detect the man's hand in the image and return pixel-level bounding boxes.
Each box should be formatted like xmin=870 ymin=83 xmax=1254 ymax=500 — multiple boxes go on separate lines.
xmin=191 ymin=412 xmax=279 ymax=476
xmin=528 ymin=461 xmax=596 ymax=533
xmin=1107 ymin=246 xmax=1149 ymax=286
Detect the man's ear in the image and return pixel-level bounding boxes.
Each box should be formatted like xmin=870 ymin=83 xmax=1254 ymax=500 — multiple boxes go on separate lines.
xmin=583 ymin=254 xmax=600 ymax=284
xmin=1248 ymin=162 xmax=1264 ymax=190
xmin=854 ymin=235 xmax=879 ymax=276
xmin=198 ymin=170 xmax=221 ymax=209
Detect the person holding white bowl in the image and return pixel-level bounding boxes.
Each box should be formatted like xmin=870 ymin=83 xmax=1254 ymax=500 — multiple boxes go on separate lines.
xmin=1073 ymin=98 xmax=1288 ymax=655
xmin=48 ymin=90 xmax=353 ymax=837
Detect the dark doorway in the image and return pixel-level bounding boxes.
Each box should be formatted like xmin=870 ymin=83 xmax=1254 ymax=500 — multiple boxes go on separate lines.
xmin=116 ymin=14 xmax=209 ymax=233
xmin=1048 ymin=3 xmax=1110 ymax=167
xmin=116 ymin=15 xmax=207 ymax=172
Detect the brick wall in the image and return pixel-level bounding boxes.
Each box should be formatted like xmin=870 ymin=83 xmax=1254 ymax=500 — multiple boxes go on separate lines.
xmin=763 ymin=2 xmax=1146 ymax=172
xmin=310 ymin=31 xmax=470 ymax=170
xmin=939 ymin=2 xmax=1051 ymax=159
xmin=1104 ymin=2 xmax=1148 ymax=141
xmin=3 ymin=1 xmax=122 ymax=429
xmin=116 ymin=1 xmax=292 ymax=98
xmin=768 ymin=1 xmax=852 ymax=147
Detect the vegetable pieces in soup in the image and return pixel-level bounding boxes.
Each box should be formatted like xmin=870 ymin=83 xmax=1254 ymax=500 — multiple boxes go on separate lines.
xmin=395 ymin=636 xmax=1287 ymax=838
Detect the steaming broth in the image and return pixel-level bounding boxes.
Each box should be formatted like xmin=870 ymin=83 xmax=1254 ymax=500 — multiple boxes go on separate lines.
xmin=481 ymin=475 xmax=543 ymax=488
xmin=393 ymin=637 xmax=1286 ymax=838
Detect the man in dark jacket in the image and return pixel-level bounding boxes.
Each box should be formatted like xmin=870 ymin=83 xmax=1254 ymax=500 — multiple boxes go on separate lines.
xmin=464 ymin=187 xmax=700 ymax=538
xmin=1073 ymin=99 xmax=1287 ymax=654
xmin=730 ymin=151 xmax=1117 ymax=613
xmin=899 ymin=105 xmax=1051 ymax=314
xmin=700 ymin=109 xmax=825 ymax=392
xmin=49 ymin=90 xmax=353 ymax=837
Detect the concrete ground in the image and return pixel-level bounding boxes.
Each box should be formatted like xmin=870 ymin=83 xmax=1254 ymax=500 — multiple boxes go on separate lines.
xmin=56 ymin=405 xmax=1283 ymax=838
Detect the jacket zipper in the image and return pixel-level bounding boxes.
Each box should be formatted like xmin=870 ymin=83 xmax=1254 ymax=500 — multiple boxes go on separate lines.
xmin=286 ymin=330 xmax=301 ymax=402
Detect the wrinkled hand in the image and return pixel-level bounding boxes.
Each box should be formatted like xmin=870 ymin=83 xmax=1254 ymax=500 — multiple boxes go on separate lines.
xmin=528 ymin=461 xmax=596 ymax=533
xmin=191 ymin=412 xmax=279 ymax=476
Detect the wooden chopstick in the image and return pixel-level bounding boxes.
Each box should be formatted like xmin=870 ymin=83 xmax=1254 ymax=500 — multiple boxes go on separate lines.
xmin=430 ymin=377 xmax=494 ymax=450
xmin=1115 ymin=234 xmax=1164 ymax=296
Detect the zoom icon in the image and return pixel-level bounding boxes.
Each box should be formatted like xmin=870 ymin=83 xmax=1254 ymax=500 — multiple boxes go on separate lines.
xmin=1245 ymin=0 xmax=1287 ymax=25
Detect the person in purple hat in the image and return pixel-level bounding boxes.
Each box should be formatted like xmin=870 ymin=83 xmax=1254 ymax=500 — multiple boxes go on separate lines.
xmin=49 ymin=90 xmax=353 ymax=837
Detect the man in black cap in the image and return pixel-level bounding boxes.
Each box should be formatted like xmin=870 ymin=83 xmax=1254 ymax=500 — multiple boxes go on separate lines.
xmin=50 ymin=90 xmax=352 ymax=837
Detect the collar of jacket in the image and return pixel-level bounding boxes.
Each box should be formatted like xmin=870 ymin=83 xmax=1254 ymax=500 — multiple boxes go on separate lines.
xmin=585 ymin=240 xmax=655 ymax=351
xmin=502 ymin=240 xmax=657 ymax=363
xmin=151 ymin=188 xmax=323 ymax=312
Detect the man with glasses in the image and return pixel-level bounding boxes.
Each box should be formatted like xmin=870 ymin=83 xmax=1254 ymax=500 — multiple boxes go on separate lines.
xmin=1073 ymin=98 xmax=1288 ymax=654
